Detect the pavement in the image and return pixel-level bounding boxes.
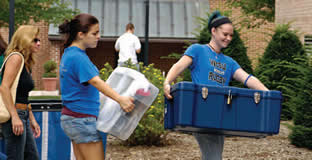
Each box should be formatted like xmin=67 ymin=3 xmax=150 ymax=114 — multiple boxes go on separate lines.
xmin=29 ymin=90 xmax=59 ymax=96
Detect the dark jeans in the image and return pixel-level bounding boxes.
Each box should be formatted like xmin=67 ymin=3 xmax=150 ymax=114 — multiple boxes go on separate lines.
xmin=2 ymin=110 xmax=39 ymax=160
xmin=193 ymin=133 xmax=224 ymax=160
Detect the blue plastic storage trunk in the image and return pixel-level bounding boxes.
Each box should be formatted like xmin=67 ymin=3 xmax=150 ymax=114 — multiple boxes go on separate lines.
xmin=164 ymin=82 xmax=282 ymax=138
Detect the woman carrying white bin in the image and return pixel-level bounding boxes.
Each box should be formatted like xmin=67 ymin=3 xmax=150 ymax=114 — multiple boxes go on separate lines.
xmin=58 ymin=13 xmax=134 ymax=160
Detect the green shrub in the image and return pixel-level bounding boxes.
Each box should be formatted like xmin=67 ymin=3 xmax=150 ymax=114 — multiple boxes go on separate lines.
xmin=99 ymin=62 xmax=182 ymax=146
xmin=29 ymin=96 xmax=61 ymax=100
xmin=255 ymin=24 xmax=307 ymax=120
xmin=287 ymin=60 xmax=312 ymax=150
xmin=42 ymin=60 xmax=57 ymax=78
xmin=42 ymin=72 xmax=57 ymax=78
xmin=260 ymin=25 xmax=304 ymax=63
xmin=292 ymin=63 xmax=312 ymax=127
xmin=99 ymin=62 xmax=114 ymax=81
xmin=289 ymin=125 xmax=312 ymax=149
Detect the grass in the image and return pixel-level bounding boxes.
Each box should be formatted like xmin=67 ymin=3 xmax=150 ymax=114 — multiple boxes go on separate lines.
xmin=29 ymin=96 xmax=61 ymax=100
xmin=281 ymin=121 xmax=294 ymax=130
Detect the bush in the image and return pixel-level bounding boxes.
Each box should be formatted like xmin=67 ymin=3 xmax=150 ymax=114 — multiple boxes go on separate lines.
xmin=290 ymin=63 xmax=312 ymax=126
xmin=42 ymin=60 xmax=57 ymax=78
xmin=99 ymin=62 xmax=182 ymax=146
xmin=99 ymin=63 xmax=114 ymax=81
xmin=254 ymin=24 xmax=307 ymax=120
xmin=289 ymin=125 xmax=312 ymax=149
xmin=289 ymin=64 xmax=312 ymax=149
xmin=260 ymin=25 xmax=304 ymax=63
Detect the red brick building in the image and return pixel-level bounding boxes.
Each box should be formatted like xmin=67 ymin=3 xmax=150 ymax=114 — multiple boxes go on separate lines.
xmin=276 ymin=0 xmax=312 ymax=50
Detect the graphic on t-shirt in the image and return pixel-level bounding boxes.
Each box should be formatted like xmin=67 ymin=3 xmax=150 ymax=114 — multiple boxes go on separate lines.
xmin=208 ymin=59 xmax=227 ymax=85
xmin=59 ymin=63 xmax=67 ymax=78
xmin=210 ymin=59 xmax=226 ymax=70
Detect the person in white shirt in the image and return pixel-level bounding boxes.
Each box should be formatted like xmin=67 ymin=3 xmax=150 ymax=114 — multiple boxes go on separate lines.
xmin=115 ymin=23 xmax=141 ymax=70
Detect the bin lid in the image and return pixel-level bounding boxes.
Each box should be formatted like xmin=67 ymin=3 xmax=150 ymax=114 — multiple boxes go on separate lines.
xmin=171 ymin=81 xmax=282 ymax=100
xmin=171 ymin=81 xmax=227 ymax=95
xmin=225 ymin=86 xmax=282 ymax=100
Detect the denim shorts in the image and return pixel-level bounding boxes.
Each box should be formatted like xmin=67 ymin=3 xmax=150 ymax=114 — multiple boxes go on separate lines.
xmin=60 ymin=115 xmax=102 ymax=144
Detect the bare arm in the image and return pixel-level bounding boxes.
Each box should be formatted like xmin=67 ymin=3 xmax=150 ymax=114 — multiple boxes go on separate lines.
xmin=88 ymin=76 xmax=134 ymax=112
xmin=233 ymin=68 xmax=269 ymax=91
xmin=135 ymin=36 xmax=141 ymax=54
xmin=114 ymin=38 xmax=120 ymax=52
xmin=0 ymin=54 xmax=24 ymax=135
xmin=136 ymin=48 xmax=141 ymax=54
xmin=29 ymin=109 xmax=41 ymax=138
xmin=163 ymin=55 xmax=193 ymax=99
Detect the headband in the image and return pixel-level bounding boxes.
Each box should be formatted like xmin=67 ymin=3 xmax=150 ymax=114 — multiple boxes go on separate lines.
xmin=208 ymin=12 xmax=232 ymax=33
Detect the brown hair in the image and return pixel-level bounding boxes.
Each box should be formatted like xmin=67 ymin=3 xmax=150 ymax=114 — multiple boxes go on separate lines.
xmin=0 ymin=34 xmax=7 ymax=55
xmin=59 ymin=13 xmax=99 ymax=49
xmin=126 ymin=23 xmax=135 ymax=31
xmin=5 ymin=25 xmax=39 ymax=70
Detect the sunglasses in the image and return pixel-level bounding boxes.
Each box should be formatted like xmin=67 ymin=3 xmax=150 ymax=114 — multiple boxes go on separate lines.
xmin=33 ymin=38 xmax=40 ymax=43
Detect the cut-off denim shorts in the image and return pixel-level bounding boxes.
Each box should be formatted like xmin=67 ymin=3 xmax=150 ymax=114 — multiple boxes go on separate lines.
xmin=60 ymin=115 xmax=102 ymax=144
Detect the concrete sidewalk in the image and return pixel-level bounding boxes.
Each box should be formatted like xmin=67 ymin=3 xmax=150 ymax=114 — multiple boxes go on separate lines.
xmin=29 ymin=90 xmax=59 ymax=96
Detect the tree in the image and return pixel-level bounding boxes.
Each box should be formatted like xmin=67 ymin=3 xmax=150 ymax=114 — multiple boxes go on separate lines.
xmin=292 ymin=65 xmax=312 ymax=128
xmin=0 ymin=0 xmax=78 ymax=27
xmin=226 ymin=0 xmax=275 ymax=28
xmin=254 ymin=24 xmax=307 ymax=120
xmin=289 ymin=64 xmax=312 ymax=149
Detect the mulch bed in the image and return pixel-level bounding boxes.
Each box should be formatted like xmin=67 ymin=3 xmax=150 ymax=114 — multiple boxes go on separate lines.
xmin=105 ymin=121 xmax=312 ymax=160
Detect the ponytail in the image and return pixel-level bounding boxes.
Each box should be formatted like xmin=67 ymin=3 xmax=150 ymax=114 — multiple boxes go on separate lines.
xmin=58 ymin=13 xmax=99 ymax=49
xmin=59 ymin=19 xmax=80 ymax=49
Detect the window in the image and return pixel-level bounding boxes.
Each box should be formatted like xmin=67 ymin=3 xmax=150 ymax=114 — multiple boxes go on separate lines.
xmin=304 ymin=35 xmax=312 ymax=56
xmin=48 ymin=0 xmax=209 ymax=38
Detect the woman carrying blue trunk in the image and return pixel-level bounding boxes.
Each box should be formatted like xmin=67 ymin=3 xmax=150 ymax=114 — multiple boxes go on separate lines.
xmin=163 ymin=11 xmax=269 ymax=160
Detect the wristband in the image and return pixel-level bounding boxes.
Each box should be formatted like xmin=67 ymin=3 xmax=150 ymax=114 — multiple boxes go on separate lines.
xmin=244 ymin=74 xmax=252 ymax=87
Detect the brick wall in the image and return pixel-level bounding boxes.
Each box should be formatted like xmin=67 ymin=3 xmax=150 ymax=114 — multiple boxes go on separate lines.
xmin=276 ymin=0 xmax=312 ymax=42
xmin=29 ymin=22 xmax=61 ymax=90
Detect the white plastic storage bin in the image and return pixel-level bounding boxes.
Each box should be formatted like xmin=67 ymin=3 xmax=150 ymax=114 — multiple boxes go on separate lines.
xmin=97 ymin=67 xmax=159 ymax=140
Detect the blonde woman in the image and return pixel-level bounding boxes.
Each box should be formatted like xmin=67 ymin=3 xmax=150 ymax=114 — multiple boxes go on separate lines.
xmin=0 ymin=25 xmax=41 ymax=160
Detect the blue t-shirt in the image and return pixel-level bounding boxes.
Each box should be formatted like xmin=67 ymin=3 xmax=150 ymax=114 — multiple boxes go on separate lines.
xmin=60 ymin=46 xmax=100 ymax=116
xmin=185 ymin=44 xmax=240 ymax=86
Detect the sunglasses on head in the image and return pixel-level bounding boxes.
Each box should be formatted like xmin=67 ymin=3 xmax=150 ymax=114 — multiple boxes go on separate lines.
xmin=33 ymin=38 xmax=40 ymax=43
